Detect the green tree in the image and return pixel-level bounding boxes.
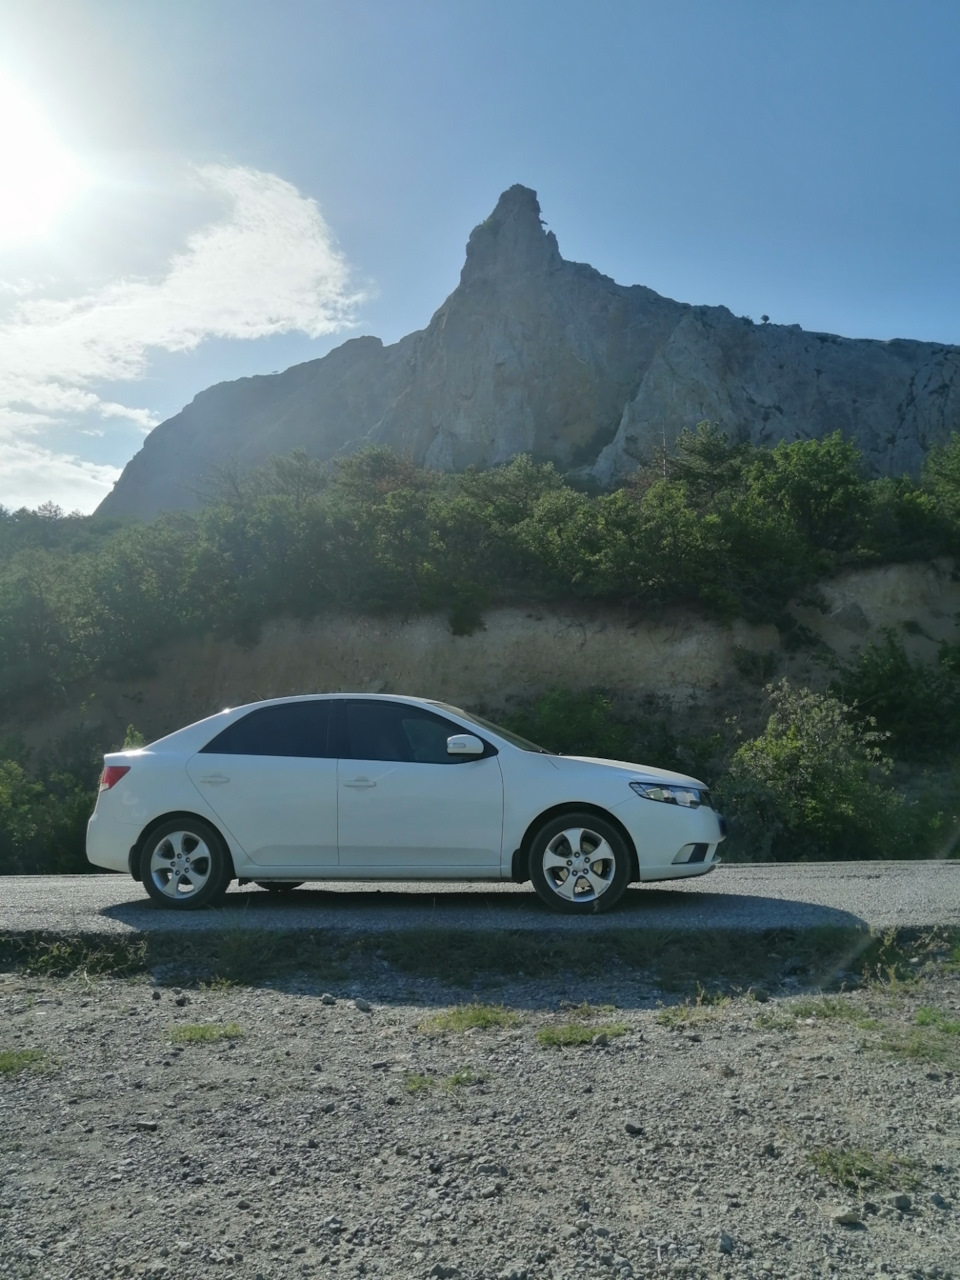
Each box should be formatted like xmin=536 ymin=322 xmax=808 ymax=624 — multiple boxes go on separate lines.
xmin=718 ymin=680 xmax=909 ymax=861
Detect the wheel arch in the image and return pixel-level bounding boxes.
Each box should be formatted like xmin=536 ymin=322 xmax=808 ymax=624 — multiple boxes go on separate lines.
xmin=128 ymin=811 xmax=237 ymax=882
xmin=512 ymin=802 xmax=639 ymax=883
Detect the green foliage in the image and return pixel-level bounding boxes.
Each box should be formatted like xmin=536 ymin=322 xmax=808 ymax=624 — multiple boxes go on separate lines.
xmin=718 ymin=680 xmax=915 ymax=861
xmin=502 ymin=688 xmax=634 ymax=759
xmin=2 ymin=434 xmax=958 ymax=718
xmin=0 ymin=1048 xmax=49 ymax=1076
xmin=169 ymin=1023 xmax=243 ymax=1044
xmin=833 ymin=630 xmax=960 ymax=759
xmin=536 ymin=1020 xmax=628 ymax=1047
xmin=419 ymin=1003 xmax=520 ymax=1034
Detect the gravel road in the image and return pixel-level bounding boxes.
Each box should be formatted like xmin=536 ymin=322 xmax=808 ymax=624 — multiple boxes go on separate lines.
xmin=2 ymin=949 xmax=959 ymax=1280
xmin=2 ymin=862 xmax=960 ymax=938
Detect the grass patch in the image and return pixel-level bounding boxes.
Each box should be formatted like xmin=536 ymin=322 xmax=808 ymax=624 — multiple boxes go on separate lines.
xmin=810 ymin=1145 xmax=919 ymax=1193
xmin=444 ymin=1067 xmax=485 ymax=1089
xmin=170 ymin=1022 xmax=243 ymax=1044
xmin=537 ymin=1021 xmax=628 ymax=1047
xmin=756 ymin=996 xmax=881 ymax=1032
xmin=404 ymin=1072 xmax=435 ymax=1095
xmin=878 ymin=1028 xmax=960 ymax=1069
xmin=0 ymin=933 xmax=148 ymax=978
xmin=0 ymin=1048 xmax=49 ymax=1075
xmin=915 ymin=1006 xmax=960 ymax=1035
xmin=657 ymin=984 xmax=730 ymax=1028
xmin=419 ymin=1003 xmax=520 ymax=1034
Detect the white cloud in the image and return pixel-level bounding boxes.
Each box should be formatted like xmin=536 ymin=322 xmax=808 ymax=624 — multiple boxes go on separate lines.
xmin=0 ymin=437 xmax=121 ymax=514
xmin=0 ymin=164 xmax=360 ymax=511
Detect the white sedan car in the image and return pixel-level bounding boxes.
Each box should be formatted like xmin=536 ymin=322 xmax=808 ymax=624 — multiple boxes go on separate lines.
xmin=87 ymin=694 xmax=724 ymax=914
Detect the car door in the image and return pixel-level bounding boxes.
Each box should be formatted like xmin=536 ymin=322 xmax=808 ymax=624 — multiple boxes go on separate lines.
xmin=185 ymin=699 xmax=337 ymax=871
xmin=336 ymin=699 xmax=503 ymax=873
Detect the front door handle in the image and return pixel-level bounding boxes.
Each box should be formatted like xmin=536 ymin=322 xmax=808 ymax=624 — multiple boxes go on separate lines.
xmin=343 ymin=777 xmax=377 ymax=789
xmin=198 ymin=774 xmax=230 ymax=785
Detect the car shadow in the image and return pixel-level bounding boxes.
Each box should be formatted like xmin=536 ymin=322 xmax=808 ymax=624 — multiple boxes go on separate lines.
xmin=99 ymin=880 xmax=865 ymax=933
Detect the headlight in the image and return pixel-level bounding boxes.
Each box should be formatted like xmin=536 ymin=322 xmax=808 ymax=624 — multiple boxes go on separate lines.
xmin=630 ymin=781 xmax=709 ymax=808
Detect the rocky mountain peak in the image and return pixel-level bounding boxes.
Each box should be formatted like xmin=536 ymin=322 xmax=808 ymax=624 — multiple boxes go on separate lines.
xmin=95 ymin=185 xmax=960 ymax=519
xmin=460 ymin=183 xmax=561 ymax=283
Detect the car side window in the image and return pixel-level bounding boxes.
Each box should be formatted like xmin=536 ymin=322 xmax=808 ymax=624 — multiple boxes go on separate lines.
xmin=200 ymin=701 xmax=333 ymax=758
xmin=343 ymin=701 xmax=485 ymax=764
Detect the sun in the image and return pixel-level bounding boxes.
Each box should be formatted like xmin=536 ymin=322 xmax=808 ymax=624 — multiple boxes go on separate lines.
xmin=0 ymin=76 xmax=87 ymax=243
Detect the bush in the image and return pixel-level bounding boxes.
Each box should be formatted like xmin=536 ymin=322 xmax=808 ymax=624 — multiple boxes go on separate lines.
xmin=832 ymin=630 xmax=960 ymax=760
xmin=717 ymin=680 xmax=916 ymax=861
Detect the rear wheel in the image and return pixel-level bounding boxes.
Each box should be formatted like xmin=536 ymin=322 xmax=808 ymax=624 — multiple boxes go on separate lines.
xmin=139 ymin=818 xmax=233 ymax=910
xmin=254 ymin=881 xmax=304 ymax=893
xmin=529 ymin=811 xmax=630 ymax=914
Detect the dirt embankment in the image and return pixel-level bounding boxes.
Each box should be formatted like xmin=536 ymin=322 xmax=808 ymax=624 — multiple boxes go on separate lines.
xmin=5 ymin=560 xmax=957 ymax=754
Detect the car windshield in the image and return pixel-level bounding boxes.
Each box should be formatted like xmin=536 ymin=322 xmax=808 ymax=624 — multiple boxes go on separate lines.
xmin=430 ymin=702 xmax=553 ymax=753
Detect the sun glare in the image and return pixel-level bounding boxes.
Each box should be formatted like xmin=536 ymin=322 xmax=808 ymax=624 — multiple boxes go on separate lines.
xmin=0 ymin=77 xmax=87 ymax=243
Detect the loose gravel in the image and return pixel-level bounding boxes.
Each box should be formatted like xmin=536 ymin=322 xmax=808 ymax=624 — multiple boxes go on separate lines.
xmin=1 ymin=957 xmax=959 ymax=1280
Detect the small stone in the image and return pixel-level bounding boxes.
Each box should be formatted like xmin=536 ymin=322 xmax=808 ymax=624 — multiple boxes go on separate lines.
xmin=751 ymin=987 xmax=770 ymax=1003
xmin=386 ymin=1094 xmax=398 ymax=1105
xmin=624 ymin=1122 xmax=642 ymax=1136
xmin=237 ymin=1199 xmax=251 ymax=1210
xmin=832 ymin=1207 xmax=863 ymax=1226
xmin=592 ymin=1032 xmax=609 ymax=1047
xmin=312 ymin=1062 xmax=323 ymax=1072
xmin=561 ymin=1225 xmax=580 ymax=1241
xmin=135 ymin=1120 xmax=158 ymax=1132
xmin=889 ymin=1193 xmax=912 ymax=1212
xmin=322 ymin=1102 xmax=335 ymax=1114
xmin=354 ymin=998 xmax=372 ymax=1012
xmin=320 ymin=993 xmax=336 ymax=1005
xmin=151 ymin=990 xmax=161 ymax=1002
xmin=174 ymin=994 xmax=190 ymax=1007
xmin=719 ymin=1230 xmax=735 ymax=1254
xmin=930 ymin=1192 xmax=948 ymax=1209
xmin=306 ymin=1137 xmax=318 ymax=1149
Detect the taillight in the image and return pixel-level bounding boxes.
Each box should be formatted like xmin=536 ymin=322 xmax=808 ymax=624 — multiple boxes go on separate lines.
xmin=100 ymin=765 xmax=130 ymax=791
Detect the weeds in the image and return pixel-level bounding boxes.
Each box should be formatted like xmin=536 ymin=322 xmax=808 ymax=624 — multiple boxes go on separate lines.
xmin=0 ymin=1048 xmax=49 ymax=1075
xmin=537 ymin=1021 xmax=628 ymax=1048
xmin=404 ymin=1073 xmax=434 ymax=1095
xmin=419 ymin=1004 xmax=520 ymax=1034
xmin=878 ymin=1029 xmax=960 ymax=1070
xmin=444 ymin=1067 xmax=485 ymax=1089
xmin=656 ymin=985 xmax=730 ymax=1028
xmin=756 ymin=996 xmax=880 ymax=1032
xmin=170 ymin=1023 xmax=243 ymax=1044
xmin=809 ymin=1145 xmax=919 ymax=1193
xmin=915 ymin=1007 xmax=960 ymax=1035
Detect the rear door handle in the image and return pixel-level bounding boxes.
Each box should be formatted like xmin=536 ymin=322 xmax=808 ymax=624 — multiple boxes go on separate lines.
xmin=198 ymin=774 xmax=230 ymax=785
xmin=343 ymin=777 xmax=376 ymax=789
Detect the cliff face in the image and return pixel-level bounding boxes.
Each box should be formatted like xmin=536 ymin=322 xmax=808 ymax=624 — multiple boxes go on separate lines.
xmin=97 ymin=185 xmax=960 ymax=518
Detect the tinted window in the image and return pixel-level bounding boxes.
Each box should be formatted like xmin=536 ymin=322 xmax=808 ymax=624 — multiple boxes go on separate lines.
xmin=344 ymin=701 xmax=486 ymax=764
xmin=201 ymin=701 xmax=333 ymax=758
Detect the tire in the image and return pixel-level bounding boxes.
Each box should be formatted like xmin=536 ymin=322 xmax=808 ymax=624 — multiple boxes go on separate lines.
xmin=139 ymin=817 xmax=233 ymax=910
xmin=528 ymin=811 xmax=630 ymax=914
xmin=254 ymin=881 xmax=304 ymax=893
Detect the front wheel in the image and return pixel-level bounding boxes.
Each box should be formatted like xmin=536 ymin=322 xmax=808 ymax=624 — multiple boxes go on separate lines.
xmin=139 ymin=818 xmax=233 ymax=910
xmin=529 ymin=812 xmax=631 ymax=914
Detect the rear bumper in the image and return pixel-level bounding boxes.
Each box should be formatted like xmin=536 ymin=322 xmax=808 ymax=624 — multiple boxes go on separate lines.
xmin=86 ymin=810 xmax=133 ymax=874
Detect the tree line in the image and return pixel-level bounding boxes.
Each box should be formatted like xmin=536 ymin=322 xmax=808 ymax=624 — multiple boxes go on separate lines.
xmin=3 ymin=425 xmax=960 ymax=713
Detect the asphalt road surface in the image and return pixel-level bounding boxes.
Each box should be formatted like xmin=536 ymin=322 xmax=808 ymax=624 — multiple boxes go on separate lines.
xmin=1 ymin=861 xmax=959 ymax=937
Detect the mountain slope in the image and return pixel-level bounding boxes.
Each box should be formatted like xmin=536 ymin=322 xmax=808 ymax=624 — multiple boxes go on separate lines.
xmin=97 ymin=185 xmax=960 ymax=518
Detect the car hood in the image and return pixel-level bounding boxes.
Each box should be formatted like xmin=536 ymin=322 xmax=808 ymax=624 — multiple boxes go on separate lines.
xmin=548 ymin=754 xmax=707 ymax=789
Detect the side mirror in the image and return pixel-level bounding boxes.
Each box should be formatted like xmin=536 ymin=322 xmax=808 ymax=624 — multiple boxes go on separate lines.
xmin=447 ymin=733 xmax=484 ymax=757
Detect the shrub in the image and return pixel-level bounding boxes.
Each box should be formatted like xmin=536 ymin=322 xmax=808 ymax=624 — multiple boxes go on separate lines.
xmin=717 ymin=680 xmax=913 ymax=861
xmin=832 ymin=630 xmax=960 ymax=760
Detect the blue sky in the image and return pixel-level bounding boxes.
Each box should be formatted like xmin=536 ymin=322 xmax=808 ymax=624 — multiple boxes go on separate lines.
xmin=1 ymin=0 xmax=958 ymax=511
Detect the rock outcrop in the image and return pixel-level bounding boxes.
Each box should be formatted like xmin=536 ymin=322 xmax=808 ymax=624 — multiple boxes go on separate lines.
xmin=97 ymin=185 xmax=960 ymax=518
